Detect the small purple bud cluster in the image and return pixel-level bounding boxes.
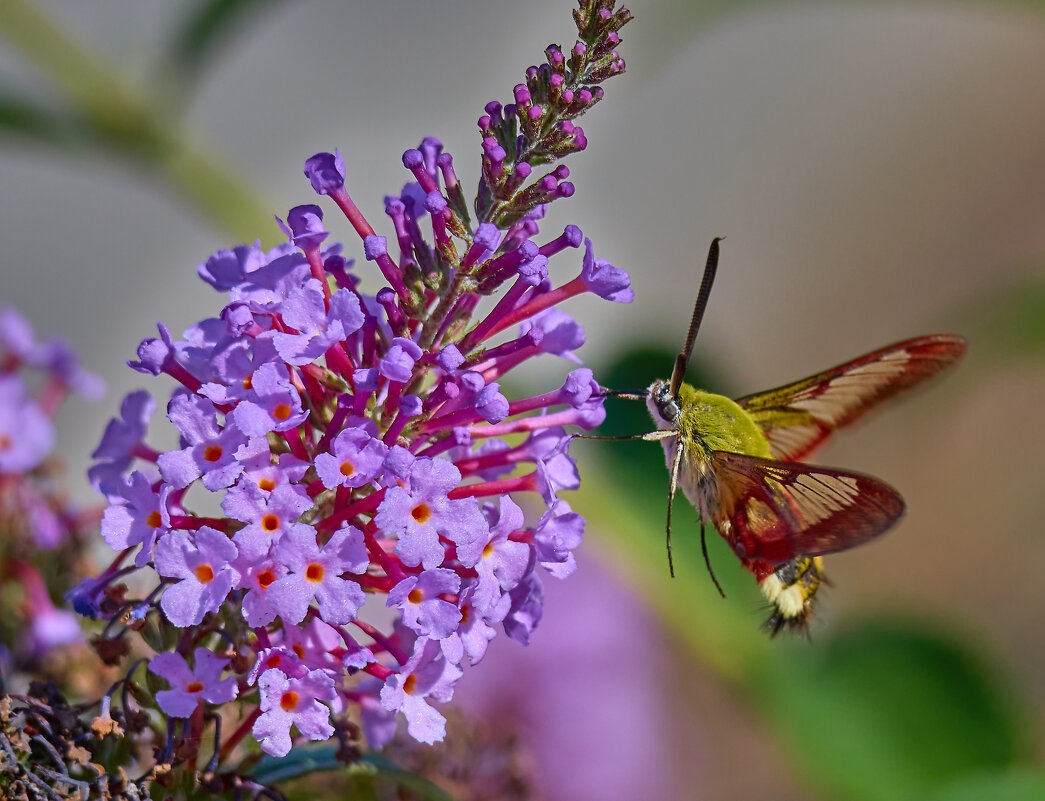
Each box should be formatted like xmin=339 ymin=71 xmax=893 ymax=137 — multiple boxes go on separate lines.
xmin=78 ymin=0 xmax=632 ymax=770
xmin=0 ymin=308 xmax=102 ymax=668
xmin=476 ymin=0 xmax=631 ymax=226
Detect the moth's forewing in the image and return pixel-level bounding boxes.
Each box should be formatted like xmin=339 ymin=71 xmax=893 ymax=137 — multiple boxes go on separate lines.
xmin=735 ymin=334 xmax=967 ymax=461
xmin=711 ymin=451 xmax=905 ymax=564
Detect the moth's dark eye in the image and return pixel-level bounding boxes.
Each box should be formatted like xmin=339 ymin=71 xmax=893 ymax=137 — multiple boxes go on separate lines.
xmin=654 ymin=386 xmax=679 ymax=422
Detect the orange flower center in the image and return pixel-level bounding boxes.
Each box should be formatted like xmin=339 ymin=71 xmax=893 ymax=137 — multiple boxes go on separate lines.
xmin=258 ymin=477 xmax=276 ymax=492
xmin=305 ymin=563 xmax=324 ymax=583
xmin=411 ymin=503 xmax=431 ymax=524
xmin=261 ymin=514 xmax=280 ymax=532
xmin=482 ymin=542 xmax=495 ymax=559
xmin=257 ymin=568 xmax=276 ymax=589
xmin=340 ymin=461 xmax=355 ymax=477
xmin=403 ymin=674 xmax=417 ymax=695
xmin=146 ymin=511 xmax=163 ymax=529
xmin=186 ymin=681 xmax=204 ymax=693
xmin=280 ymin=691 xmax=300 ymax=711
xmin=407 ymin=588 xmax=424 ymax=604
xmin=0 ymin=434 xmax=11 ymax=452
xmin=203 ymin=445 xmax=223 ymax=463
xmin=194 ymin=564 xmax=215 ymax=583
xmin=273 ymin=403 xmax=292 ymax=421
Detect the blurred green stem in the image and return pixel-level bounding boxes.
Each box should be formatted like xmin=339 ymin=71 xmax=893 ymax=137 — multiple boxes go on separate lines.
xmin=0 ymin=0 xmax=275 ymax=244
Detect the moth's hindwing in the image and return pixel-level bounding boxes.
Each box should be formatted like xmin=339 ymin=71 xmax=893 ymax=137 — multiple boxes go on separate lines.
xmin=711 ymin=450 xmax=905 ymax=564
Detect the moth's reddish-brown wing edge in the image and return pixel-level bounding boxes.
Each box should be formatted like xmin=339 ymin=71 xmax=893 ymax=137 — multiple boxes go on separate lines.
xmin=735 ymin=334 xmax=967 ymax=461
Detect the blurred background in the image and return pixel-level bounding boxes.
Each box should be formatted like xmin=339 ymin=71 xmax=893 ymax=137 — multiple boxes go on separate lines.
xmin=2 ymin=0 xmax=1044 ymax=799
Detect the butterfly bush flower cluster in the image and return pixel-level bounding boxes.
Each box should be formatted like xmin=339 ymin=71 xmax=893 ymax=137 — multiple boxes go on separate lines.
xmin=75 ymin=0 xmax=633 ymax=771
xmin=0 ymin=307 xmax=102 ymax=671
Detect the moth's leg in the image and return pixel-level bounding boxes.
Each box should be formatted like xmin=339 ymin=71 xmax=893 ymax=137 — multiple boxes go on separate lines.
xmin=698 ymin=503 xmax=726 ymax=598
xmin=665 ymin=434 xmax=686 ymax=577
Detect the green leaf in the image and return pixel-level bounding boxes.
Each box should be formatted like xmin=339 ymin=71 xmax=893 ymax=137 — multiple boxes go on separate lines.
xmin=922 ymin=770 xmax=1045 ymax=801
xmin=251 ymin=742 xmax=342 ymax=783
xmin=252 ymin=745 xmax=454 ymax=800
xmin=754 ymin=619 xmax=1028 ymax=801
xmin=168 ymin=0 xmax=289 ymax=85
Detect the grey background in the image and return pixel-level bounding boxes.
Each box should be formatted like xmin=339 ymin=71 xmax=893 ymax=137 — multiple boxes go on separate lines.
xmin=2 ymin=1 xmax=1044 ymax=797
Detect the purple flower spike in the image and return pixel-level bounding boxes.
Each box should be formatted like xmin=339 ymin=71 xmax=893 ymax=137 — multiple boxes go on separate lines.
xmin=76 ymin=1 xmax=634 ymax=755
xmin=253 ymin=667 xmax=337 ymax=757
xmin=267 ymin=525 xmax=369 ymax=625
xmin=149 ymin=648 xmax=238 ymax=718
xmin=154 ymin=527 xmax=238 ymax=626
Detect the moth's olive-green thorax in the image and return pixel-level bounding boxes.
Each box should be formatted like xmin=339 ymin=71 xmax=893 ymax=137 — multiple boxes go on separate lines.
xmin=646 ymin=379 xmax=774 ymax=463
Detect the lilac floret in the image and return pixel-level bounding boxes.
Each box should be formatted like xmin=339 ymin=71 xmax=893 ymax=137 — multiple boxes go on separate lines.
xmin=503 ymin=572 xmax=544 ymax=646
xmin=388 ymin=569 xmax=462 ymax=640
xmin=374 ymin=457 xmax=489 ymax=571
xmin=154 ymin=527 xmax=238 ymax=627
xmin=127 ymin=323 xmax=177 ymax=376
xmin=277 ymin=205 xmax=329 ymax=250
xmin=253 ymin=667 xmax=337 ymax=757
xmin=267 ymin=525 xmax=369 ymax=625
xmin=314 ymin=427 xmax=389 ymax=489
xmin=459 ymin=496 xmax=533 ymax=609
xmin=379 ymin=337 xmax=423 ymax=382
xmin=149 ymin=648 xmax=237 ymax=718
xmin=228 ymin=361 xmax=308 ymax=437
xmin=379 ymin=638 xmax=463 ymax=744
xmin=100 ymin=471 xmax=169 ymax=563
xmin=157 ymin=394 xmax=249 ymax=491
xmin=520 ymin=309 xmax=585 ymax=363
xmin=0 ymin=375 xmax=54 ymax=474
xmin=580 ymin=237 xmax=634 ymax=302
xmin=475 ymin=382 xmax=509 ymax=423
xmin=304 ymin=150 xmax=347 ymax=195
xmin=534 ymin=499 xmax=585 ymax=578
xmin=234 ymin=555 xmax=288 ymax=627
xmin=272 ymin=282 xmax=364 ymax=365
xmin=223 ymin=482 xmax=313 ymax=560
xmin=197 ymin=242 xmax=272 ymax=291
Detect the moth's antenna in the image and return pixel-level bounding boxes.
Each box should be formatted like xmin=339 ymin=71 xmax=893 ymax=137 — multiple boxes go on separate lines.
xmin=669 ymin=237 xmax=722 ymax=398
